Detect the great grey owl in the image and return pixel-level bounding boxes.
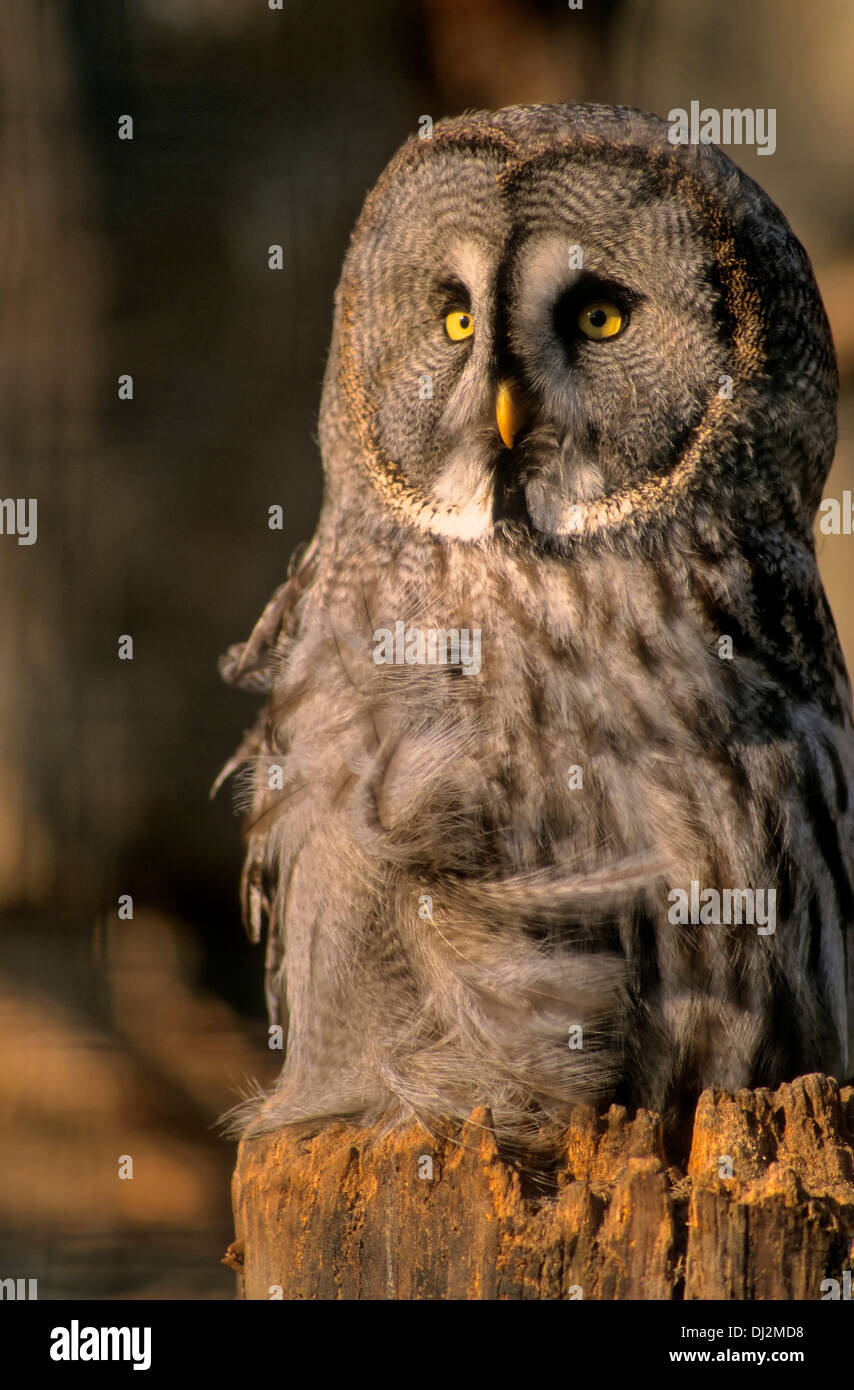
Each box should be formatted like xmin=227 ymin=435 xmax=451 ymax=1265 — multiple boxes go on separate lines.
xmin=219 ymin=103 xmax=853 ymax=1147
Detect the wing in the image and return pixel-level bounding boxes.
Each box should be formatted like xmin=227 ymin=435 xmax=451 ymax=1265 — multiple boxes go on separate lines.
xmin=214 ymin=535 xmax=320 ymax=1031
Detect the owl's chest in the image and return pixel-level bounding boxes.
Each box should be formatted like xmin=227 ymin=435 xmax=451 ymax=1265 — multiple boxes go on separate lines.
xmin=349 ymin=542 xmax=733 ymax=870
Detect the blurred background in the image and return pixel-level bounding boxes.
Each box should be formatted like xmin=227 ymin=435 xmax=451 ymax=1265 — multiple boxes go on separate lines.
xmin=1 ymin=0 xmax=852 ymax=1299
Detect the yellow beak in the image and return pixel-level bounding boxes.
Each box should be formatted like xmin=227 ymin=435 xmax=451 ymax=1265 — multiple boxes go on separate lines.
xmin=495 ymin=379 xmax=524 ymax=450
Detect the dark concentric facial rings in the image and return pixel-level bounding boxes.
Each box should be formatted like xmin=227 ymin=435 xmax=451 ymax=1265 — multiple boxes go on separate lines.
xmin=321 ymin=104 xmax=834 ymax=547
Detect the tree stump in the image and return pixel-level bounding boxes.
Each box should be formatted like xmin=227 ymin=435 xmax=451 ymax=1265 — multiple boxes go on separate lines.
xmin=229 ymin=1073 xmax=854 ymax=1299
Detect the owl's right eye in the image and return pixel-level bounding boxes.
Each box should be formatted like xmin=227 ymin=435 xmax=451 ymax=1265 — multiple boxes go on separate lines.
xmin=577 ymin=301 xmax=624 ymax=340
xmin=445 ymin=310 xmax=474 ymax=341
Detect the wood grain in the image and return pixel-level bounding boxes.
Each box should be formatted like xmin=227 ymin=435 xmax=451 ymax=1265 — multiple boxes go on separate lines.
xmin=231 ymin=1073 xmax=854 ymax=1300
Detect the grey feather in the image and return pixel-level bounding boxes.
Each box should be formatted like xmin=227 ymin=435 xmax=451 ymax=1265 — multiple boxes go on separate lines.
xmin=219 ymin=103 xmax=853 ymax=1148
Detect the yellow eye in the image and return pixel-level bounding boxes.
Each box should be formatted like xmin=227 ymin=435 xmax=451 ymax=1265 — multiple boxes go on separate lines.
xmin=577 ymin=301 xmax=623 ymax=340
xmin=445 ymin=309 xmax=474 ymax=341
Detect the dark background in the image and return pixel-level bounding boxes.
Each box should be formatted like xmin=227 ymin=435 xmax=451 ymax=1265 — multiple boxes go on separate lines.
xmin=1 ymin=0 xmax=852 ymax=1298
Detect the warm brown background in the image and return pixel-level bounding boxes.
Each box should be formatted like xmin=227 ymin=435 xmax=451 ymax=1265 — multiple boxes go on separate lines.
xmin=1 ymin=0 xmax=852 ymax=1299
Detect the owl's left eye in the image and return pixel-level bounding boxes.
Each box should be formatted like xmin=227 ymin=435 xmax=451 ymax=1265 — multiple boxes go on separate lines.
xmin=577 ymin=301 xmax=624 ymax=340
xmin=445 ymin=310 xmax=474 ymax=341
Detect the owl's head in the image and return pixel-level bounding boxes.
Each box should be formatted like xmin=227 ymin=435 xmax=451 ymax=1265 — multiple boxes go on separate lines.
xmin=319 ymin=104 xmax=836 ymax=549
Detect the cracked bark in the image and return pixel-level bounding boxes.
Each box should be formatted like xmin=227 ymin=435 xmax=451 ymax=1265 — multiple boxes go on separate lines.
xmin=229 ymin=1072 xmax=854 ymax=1299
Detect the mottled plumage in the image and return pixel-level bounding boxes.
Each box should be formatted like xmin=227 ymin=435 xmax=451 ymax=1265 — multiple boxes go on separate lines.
xmin=220 ymin=104 xmax=853 ymax=1146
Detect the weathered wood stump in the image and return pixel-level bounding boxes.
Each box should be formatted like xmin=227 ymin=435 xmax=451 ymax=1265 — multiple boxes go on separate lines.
xmin=229 ymin=1073 xmax=854 ymax=1299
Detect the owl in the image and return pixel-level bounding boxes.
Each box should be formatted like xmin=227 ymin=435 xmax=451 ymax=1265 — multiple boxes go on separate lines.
xmin=219 ymin=104 xmax=853 ymax=1149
